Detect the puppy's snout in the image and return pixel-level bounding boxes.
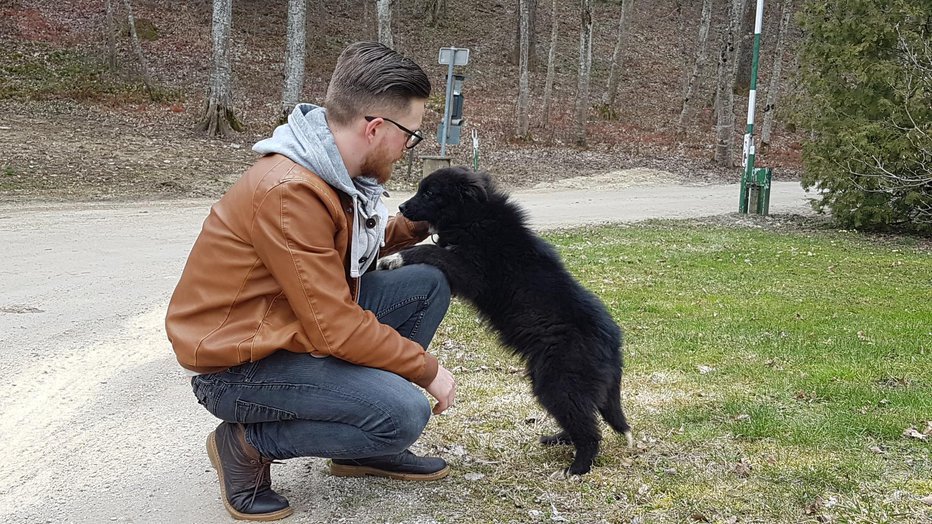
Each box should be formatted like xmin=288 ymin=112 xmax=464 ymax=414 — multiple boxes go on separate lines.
xmin=399 ymin=202 xmax=408 ymax=215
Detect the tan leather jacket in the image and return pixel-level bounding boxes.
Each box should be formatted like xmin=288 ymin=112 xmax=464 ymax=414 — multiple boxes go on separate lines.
xmin=165 ymin=154 xmax=437 ymax=387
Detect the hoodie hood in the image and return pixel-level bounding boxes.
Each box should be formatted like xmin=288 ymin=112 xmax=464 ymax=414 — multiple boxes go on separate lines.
xmin=253 ymin=103 xmax=388 ymax=278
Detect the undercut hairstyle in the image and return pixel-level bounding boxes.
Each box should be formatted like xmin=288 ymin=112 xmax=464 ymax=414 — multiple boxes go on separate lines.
xmin=324 ymin=42 xmax=432 ymax=126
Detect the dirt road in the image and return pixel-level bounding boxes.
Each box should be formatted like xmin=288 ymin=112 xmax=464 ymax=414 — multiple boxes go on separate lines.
xmin=0 ymin=180 xmax=813 ymax=523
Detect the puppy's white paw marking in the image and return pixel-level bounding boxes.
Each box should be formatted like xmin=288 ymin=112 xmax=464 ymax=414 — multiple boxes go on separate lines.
xmin=377 ymin=253 xmax=404 ymax=271
xmin=624 ymin=430 xmax=634 ymax=448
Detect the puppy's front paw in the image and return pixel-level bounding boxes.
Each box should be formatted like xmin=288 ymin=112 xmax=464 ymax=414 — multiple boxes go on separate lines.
xmin=377 ymin=253 xmax=405 ymax=271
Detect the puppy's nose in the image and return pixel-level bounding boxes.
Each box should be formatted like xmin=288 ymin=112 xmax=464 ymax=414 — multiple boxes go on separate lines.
xmin=399 ymin=202 xmax=408 ymax=214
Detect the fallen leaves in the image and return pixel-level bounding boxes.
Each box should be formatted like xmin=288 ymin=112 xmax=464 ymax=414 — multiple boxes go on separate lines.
xmin=805 ymin=495 xmax=838 ymax=522
xmin=733 ymin=457 xmax=753 ymax=478
xmin=902 ymin=422 xmax=932 ymax=441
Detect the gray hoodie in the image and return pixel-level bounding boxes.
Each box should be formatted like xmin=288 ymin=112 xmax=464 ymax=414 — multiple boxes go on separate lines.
xmin=253 ymin=103 xmax=388 ymax=278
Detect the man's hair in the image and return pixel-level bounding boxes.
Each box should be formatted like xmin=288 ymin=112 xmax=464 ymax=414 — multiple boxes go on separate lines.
xmin=324 ymin=42 xmax=431 ymax=126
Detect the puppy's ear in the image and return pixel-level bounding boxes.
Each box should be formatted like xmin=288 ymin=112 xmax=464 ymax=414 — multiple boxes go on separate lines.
xmin=476 ymin=170 xmax=493 ymax=189
xmin=462 ymin=173 xmax=488 ymax=203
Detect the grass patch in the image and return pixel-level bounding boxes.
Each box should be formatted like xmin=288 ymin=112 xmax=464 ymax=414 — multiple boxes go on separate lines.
xmin=409 ymin=220 xmax=931 ymax=523
xmin=0 ymin=41 xmax=181 ymax=102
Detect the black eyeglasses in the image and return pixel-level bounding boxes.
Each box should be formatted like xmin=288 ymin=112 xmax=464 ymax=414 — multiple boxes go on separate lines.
xmin=364 ymin=115 xmax=424 ymax=149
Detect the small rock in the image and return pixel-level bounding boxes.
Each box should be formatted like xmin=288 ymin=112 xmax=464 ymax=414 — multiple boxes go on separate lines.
xmin=921 ymin=495 xmax=932 ymax=506
xmin=463 ymin=472 xmax=485 ymax=481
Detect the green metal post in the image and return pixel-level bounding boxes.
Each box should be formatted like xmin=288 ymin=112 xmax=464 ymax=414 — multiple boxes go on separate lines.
xmin=740 ymin=0 xmax=765 ymax=214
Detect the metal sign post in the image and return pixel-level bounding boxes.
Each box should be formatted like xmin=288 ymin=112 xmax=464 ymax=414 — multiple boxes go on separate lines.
xmin=471 ymin=129 xmax=479 ymax=170
xmin=437 ymin=47 xmax=469 ymax=158
xmin=739 ymin=0 xmax=772 ymax=215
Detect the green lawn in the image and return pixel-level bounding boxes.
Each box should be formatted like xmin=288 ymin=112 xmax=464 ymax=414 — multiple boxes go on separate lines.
xmin=404 ymin=219 xmax=931 ymax=523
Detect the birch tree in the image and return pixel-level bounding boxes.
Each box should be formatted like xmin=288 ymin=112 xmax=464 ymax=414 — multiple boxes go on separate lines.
xmin=122 ymin=0 xmax=154 ymax=98
xmin=677 ymin=0 xmax=713 ymax=130
xmin=760 ymin=0 xmax=793 ymax=146
xmin=377 ymin=0 xmax=394 ymax=48
xmin=713 ymin=0 xmax=746 ymax=166
xmin=280 ymin=0 xmax=307 ymax=121
xmin=105 ymin=0 xmax=117 ymax=71
xmin=540 ymin=0 xmax=559 ymax=128
xmin=602 ymin=0 xmax=634 ymax=108
xmin=197 ymin=0 xmax=243 ymax=137
xmin=573 ymin=0 xmax=593 ymax=146
xmin=511 ymin=0 xmax=538 ymax=69
xmin=516 ymin=0 xmax=530 ymax=137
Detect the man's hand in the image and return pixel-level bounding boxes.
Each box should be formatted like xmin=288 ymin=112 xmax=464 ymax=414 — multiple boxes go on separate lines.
xmin=425 ymin=364 xmax=456 ymax=414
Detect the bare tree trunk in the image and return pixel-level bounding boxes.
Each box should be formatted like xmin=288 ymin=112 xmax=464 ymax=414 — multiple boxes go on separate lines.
xmin=281 ymin=0 xmax=307 ymax=122
xmin=573 ymin=0 xmax=593 ymax=147
xmin=517 ymin=0 xmax=530 ymax=137
xmin=733 ymin=0 xmax=755 ymax=94
xmin=377 ymin=0 xmax=394 ymax=48
xmin=761 ymin=0 xmax=793 ymax=146
xmin=540 ymin=0 xmax=559 ymax=128
xmin=105 ymin=0 xmax=117 ymax=71
xmin=603 ymin=0 xmax=634 ymax=107
xmin=428 ymin=0 xmax=446 ymax=25
xmin=713 ymin=0 xmax=745 ymax=166
xmin=677 ymin=0 xmax=713 ymax=130
xmin=197 ymin=0 xmax=244 ymax=137
xmin=511 ymin=0 xmax=538 ymax=69
xmin=122 ymin=0 xmax=154 ymax=98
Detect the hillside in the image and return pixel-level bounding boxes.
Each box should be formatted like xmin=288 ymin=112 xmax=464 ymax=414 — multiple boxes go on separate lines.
xmin=0 ymin=0 xmax=805 ymax=201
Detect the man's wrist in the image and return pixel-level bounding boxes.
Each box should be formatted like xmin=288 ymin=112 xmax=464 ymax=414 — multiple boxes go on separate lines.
xmin=413 ymin=352 xmax=439 ymax=388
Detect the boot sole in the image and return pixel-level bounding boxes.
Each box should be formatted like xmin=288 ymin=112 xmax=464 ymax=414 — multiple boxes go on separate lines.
xmin=329 ymin=462 xmax=450 ymax=481
xmin=207 ymin=431 xmax=295 ymax=521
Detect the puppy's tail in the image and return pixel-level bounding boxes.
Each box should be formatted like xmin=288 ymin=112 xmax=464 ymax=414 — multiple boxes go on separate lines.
xmin=599 ymin=377 xmax=633 ymax=447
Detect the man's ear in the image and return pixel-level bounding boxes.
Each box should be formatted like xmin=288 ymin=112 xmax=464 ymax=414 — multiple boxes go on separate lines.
xmin=364 ymin=117 xmax=381 ymax=142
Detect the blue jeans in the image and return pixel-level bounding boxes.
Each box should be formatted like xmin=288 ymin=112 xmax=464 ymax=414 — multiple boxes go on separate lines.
xmin=191 ymin=264 xmax=450 ymax=461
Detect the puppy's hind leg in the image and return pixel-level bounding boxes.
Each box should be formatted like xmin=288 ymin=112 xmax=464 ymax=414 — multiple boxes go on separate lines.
xmin=598 ymin=376 xmax=634 ymax=448
xmin=537 ymin=388 xmax=601 ymax=475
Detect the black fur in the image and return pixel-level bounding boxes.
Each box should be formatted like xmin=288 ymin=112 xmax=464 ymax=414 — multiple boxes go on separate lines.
xmin=382 ymin=167 xmax=632 ymax=475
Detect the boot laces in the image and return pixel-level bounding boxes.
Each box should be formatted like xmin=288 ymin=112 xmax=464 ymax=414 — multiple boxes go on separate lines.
xmin=248 ymin=457 xmax=284 ymax=507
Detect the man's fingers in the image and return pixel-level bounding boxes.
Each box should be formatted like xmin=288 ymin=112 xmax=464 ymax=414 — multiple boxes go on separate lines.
xmin=432 ymin=391 xmax=455 ymax=415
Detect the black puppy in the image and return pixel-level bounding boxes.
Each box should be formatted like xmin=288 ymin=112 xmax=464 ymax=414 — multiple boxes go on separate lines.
xmin=379 ymin=167 xmax=632 ymax=475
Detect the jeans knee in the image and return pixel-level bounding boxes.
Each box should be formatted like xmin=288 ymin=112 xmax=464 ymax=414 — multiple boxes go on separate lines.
xmin=382 ymin=391 xmax=431 ymax=453
xmin=417 ymin=264 xmax=450 ymax=308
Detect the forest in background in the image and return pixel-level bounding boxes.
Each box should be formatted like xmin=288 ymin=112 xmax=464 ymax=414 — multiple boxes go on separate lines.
xmin=0 ymin=0 xmax=807 ymax=182
xmin=2 ymin=0 xmax=929 ymax=232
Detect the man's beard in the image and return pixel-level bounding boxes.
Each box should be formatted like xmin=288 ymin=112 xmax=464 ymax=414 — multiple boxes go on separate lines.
xmin=359 ymin=146 xmax=394 ymax=184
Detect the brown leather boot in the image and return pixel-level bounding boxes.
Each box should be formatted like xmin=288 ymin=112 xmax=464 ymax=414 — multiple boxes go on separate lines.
xmin=206 ymin=422 xmax=293 ymax=521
